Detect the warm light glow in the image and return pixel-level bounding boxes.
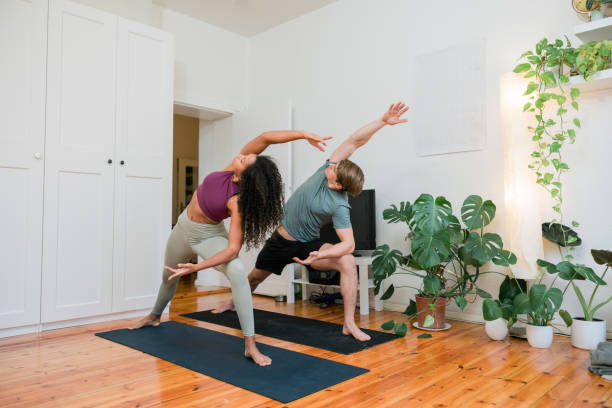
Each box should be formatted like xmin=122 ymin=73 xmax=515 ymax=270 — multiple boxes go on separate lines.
xmin=499 ymin=73 xmax=545 ymax=280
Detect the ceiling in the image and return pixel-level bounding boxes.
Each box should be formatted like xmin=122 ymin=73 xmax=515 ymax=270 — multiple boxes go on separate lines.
xmin=153 ymin=0 xmax=338 ymax=37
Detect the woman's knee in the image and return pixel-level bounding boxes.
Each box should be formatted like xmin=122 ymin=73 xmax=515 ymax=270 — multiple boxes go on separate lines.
xmin=224 ymin=259 xmax=247 ymax=282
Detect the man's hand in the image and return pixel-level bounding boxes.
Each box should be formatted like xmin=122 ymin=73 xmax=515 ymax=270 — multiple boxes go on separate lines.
xmin=293 ymin=251 xmax=320 ymax=266
xmin=165 ymin=263 xmax=198 ymax=281
xmin=303 ymin=132 xmax=332 ymax=152
xmin=381 ymin=102 xmax=409 ymax=125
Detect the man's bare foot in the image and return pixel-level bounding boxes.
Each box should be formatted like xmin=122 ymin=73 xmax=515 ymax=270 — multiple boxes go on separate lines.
xmin=211 ymin=301 xmax=235 ymax=314
xmin=129 ymin=314 xmax=160 ymax=330
xmin=343 ymin=324 xmax=371 ymax=341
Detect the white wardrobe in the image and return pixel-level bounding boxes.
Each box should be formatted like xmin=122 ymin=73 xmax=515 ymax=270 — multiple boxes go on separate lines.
xmin=0 ymin=0 xmax=173 ymax=334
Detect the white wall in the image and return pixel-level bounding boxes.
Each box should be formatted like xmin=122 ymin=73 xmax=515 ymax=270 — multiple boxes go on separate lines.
xmin=74 ymin=0 xmax=248 ymax=111
xmin=233 ymin=0 xmax=611 ymax=333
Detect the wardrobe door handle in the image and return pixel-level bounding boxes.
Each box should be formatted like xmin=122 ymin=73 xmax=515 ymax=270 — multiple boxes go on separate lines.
xmin=120 ymin=160 xmax=125 ymax=165
xmin=108 ymin=159 xmax=112 ymax=164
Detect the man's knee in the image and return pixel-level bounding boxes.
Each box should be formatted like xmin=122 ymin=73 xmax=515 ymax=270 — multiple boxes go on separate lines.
xmin=248 ymin=268 xmax=271 ymax=287
xmin=338 ymin=254 xmax=356 ymax=274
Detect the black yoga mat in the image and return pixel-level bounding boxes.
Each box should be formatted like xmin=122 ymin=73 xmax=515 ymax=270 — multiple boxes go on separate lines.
xmin=96 ymin=321 xmax=368 ymax=403
xmin=182 ymin=309 xmax=397 ymax=354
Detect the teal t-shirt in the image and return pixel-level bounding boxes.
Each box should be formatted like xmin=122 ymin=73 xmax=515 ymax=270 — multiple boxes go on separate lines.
xmin=282 ymin=160 xmax=352 ymax=242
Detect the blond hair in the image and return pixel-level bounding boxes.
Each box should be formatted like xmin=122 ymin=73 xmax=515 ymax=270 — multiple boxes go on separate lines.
xmin=336 ymin=159 xmax=364 ymax=197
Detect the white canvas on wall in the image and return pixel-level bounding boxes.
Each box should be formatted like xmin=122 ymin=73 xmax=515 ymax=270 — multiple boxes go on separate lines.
xmin=413 ymin=39 xmax=486 ymax=156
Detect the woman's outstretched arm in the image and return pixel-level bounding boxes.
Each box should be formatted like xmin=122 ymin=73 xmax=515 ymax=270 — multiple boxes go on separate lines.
xmin=240 ymin=130 xmax=331 ymax=155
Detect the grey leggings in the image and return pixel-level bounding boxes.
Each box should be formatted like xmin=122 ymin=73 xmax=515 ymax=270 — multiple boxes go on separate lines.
xmin=152 ymin=210 xmax=254 ymax=337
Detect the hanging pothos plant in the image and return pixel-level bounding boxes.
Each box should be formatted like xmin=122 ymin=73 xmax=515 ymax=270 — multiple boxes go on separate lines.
xmin=513 ymin=37 xmax=612 ymax=326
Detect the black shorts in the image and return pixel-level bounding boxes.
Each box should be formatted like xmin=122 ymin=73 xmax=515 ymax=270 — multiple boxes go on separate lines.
xmin=255 ymin=231 xmax=325 ymax=275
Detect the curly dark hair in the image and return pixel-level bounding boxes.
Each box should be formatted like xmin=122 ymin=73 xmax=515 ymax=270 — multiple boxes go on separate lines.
xmin=238 ymin=155 xmax=284 ymax=249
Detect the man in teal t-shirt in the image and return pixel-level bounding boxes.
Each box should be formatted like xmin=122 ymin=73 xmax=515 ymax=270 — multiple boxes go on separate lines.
xmin=213 ymin=102 xmax=409 ymax=341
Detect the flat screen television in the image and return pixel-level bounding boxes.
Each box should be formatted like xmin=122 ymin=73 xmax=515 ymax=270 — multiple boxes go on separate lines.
xmin=318 ymin=189 xmax=376 ymax=254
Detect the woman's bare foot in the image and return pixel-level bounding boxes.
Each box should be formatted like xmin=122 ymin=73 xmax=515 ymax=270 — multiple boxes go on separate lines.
xmin=129 ymin=313 xmax=161 ymax=329
xmin=211 ymin=301 xmax=235 ymax=314
xmin=244 ymin=336 xmax=272 ymax=366
xmin=343 ymin=324 xmax=371 ymax=341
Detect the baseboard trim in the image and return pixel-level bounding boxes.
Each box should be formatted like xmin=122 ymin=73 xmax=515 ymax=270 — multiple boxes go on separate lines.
xmin=0 ymin=307 xmax=169 ymax=339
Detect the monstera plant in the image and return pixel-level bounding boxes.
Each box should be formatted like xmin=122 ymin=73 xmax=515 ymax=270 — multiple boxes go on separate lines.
xmin=373 ymin=194 xmax=517 ymax=337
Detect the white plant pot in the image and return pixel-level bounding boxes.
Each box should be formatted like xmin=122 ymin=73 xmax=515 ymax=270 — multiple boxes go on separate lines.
xmin=571 ymin=318 xmax=607 ymax=350
xmin=485 ymin=318 xmax=509 ymax=340
xmin=526 ymin=324 xmax=553 ymax=348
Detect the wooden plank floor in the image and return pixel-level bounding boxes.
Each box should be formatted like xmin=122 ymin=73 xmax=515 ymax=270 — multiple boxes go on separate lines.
xmin=1 ymin=282 xmax=610 ymax=407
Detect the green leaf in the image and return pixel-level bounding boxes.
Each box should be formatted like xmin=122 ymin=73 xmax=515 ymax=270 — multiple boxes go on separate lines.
xmin=461 ymin=195 xmax=496 ymax=229
xmin=568 ymin=129 xmax=576 ymax=139
xmin=372 ymin=244 xmax=404 ymax=282
xmin=476 ymin=288 xmax=492 ymax=299
xmin=383 ymin=201 xmax=413 ymax=225
xmin=394 ymin=322 xmax=407 ymax=337
xmin=381 ymin=320 xmax=395 ymax=330
xmin=571 ymin=220 xmax=579 ymax=228
xmin=571 ymin=101 xmax=579 ymax=110
xmin=523 ymin=102 xmax=532 ymax=112
xmin=573 ymin=118 xmax=581 ymax=128
xmin=557 ymin=261 xmax=579 ymax=280
xmin=541 ymin=223 xmax=582 ymax=247
xmin=546 ymin=288 xmax=563 ymax=311
xmin=411 ymin=230 xmax=451 ymax=269
xmin=513 ymin=63 xmax=531 ymax=73
xmin=458 ymin=246 xmax=484 ymax=267
xmin=492 ymin=249 xmax=518 ymax=266
xmin=541 ymin=71 xmax=556 ymax=85
xmin=524 ymin=81 xmax=539 ymax=95
xmin=574 ymin=265 xmax=607 ymax=285
xmin=483 ymin=298 xmax=502 ymax=321
xmin=464 ymin=232 xmax=503 ymax=264
xmin=570 ymin=87 xmax=580 ymax=100
xmin=423 ymin=275 xmax=442 ymax=295
xmin=513 ymin=293 xmax=531 ymax=314
xmin=529 ymin=284 xmax=547 ymax=312
xmin=524 ymin=71 xmax=536 ymax=78
xmin=455 ymin=296 xmax=467 ymax=311
xmin=380 ymin=284 xmax=395 ymax=300
xmin=412 ymin=194 xmax=452 ymax=234
xmin=537 ymin=259 xmax=558 ymax=275
xmin=559 ymin=309 xmax=573 ymax=327
xmin=423 ymin=315 xmax=435 ymax=328
xmin=417 ymin=333 xmax=432 ymax=339
xmin=499 ymin=276 xmax=527 ymax=304
xmin=591 ymin=249 xmax=612 ymax=266
xmin=560 ymin=75 xmax=569 ymax=83
xmin=404 ymin=300 xmax=417 ymax=317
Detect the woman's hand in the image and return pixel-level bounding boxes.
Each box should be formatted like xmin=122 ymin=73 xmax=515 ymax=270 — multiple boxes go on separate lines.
xmin=381 ymin=102 xmax=409 ymax=125
xmin=303 ymin=132 xmax=332 ymax=152
xmin=292 ymin=251 xmax=320 ymax=266
xmin=165 ymin=263 xmax=199 ymax=281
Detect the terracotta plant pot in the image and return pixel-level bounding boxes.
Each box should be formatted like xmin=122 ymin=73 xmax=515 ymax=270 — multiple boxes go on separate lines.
xmin=415 ymin=295 xmax=446 ymax=329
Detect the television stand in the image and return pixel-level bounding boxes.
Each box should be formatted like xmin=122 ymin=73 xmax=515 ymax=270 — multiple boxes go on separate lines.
xmin=286 ymin=255 xmax=384 ymax=315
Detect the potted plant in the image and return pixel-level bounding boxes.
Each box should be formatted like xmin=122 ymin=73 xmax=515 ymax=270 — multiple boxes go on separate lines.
xmin=482 ymin=276 xmax=527 ymax=340
xmin=373 ymin=193 xmax=517 ymax=337
xmin=549 ymin=250 xmax=612 ymax=349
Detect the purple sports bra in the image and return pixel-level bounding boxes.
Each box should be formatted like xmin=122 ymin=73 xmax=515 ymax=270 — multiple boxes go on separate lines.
xmin=196 ymin=171 xmax=239 ymax=222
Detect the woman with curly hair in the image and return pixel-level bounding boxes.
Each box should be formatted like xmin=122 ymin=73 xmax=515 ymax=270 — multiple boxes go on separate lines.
xmin=130 ymin=130 xmax=330 ymax=366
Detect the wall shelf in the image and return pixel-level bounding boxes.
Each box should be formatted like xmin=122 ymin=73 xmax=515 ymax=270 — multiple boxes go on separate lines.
xmin=574 ymin=17 xmax=612 ymax=43
xmin=568 ymin=68 xmax=612 ymax=92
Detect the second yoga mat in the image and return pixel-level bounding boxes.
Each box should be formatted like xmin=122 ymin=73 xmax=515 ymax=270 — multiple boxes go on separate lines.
xmin=182 ymin=308 xmax=397 ymax=354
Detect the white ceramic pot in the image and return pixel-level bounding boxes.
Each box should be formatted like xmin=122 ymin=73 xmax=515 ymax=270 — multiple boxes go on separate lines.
xmin=571 ymin=317 xmax=607 ymax=350
xmin=526 ymin=324 xmax=553 ymax=348
xmin=485 ymin=318 xmax=509 ymax=340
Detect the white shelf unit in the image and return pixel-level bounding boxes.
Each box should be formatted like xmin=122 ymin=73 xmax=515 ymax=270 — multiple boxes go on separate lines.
xmin=287 ymin=256 xmax=384 ymax=315
xmin=568 ymin=68 xmax=612 ymax=92
xmin=574 ymin=17 xmax=612 ymax=43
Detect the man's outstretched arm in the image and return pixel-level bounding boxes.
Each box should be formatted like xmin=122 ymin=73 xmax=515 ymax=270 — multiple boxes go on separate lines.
xmin=329 ymin=102 xmax=409 ymax=163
